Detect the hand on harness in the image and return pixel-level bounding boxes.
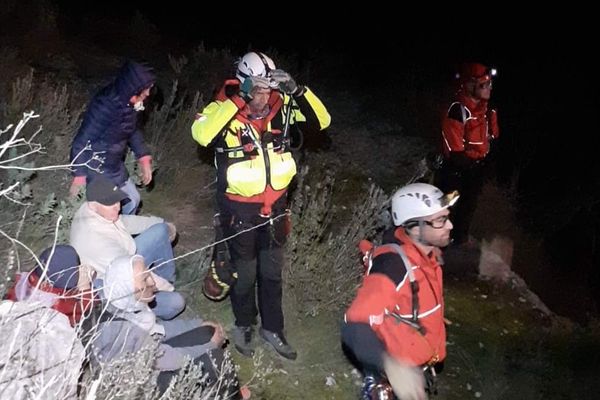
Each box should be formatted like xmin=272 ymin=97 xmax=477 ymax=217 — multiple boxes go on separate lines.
xmin=270 ymin=69 xmax=304 ymax=96
xmin=239 ymin=76 xmax=272 ymax=102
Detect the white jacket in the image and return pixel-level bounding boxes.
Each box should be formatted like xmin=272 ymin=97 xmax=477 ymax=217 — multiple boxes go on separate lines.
xmin=69 ymin=202 xmax=163 ymax=278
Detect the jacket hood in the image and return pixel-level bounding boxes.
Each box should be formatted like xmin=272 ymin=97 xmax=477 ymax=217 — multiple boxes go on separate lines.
xmin=114 ymin=60 xmax=155 ymax=103
xmin=103 ymin=254 xmax=145 ymax=312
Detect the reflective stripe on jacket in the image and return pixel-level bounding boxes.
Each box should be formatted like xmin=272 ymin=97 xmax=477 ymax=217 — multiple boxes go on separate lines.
xmin=191 ymin=80 xmax=330 ymax=199
xmin=441 ymin=92 xmax=499 ymax=161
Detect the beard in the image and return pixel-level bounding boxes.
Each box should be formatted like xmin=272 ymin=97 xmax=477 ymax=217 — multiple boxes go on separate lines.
xmin=133 ymin=101 xmax=145 ymax=112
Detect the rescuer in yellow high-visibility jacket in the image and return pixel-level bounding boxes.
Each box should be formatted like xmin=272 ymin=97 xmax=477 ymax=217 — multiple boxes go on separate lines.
xmin=191 ymin=51 xmax=330 ymax=360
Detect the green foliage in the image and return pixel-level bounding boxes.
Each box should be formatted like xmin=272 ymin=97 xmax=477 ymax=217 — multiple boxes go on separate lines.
xmin=31 ymin=190 xmax=85 ymax=243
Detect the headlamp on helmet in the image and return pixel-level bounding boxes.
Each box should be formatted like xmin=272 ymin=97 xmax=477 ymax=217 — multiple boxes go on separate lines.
xmin=391 ymin=183 xmax=460 ymax=227
xmin=456 ymin=62 xmax=498 ymax=85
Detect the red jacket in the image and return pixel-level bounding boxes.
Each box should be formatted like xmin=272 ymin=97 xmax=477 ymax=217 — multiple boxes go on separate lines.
xmin=5 ymin=272 xmax=94 ymax=327
xmin=441 ymin=92 xmax=499 ymax=161
xmin=345 ymin=229 xmax=446 ymax=366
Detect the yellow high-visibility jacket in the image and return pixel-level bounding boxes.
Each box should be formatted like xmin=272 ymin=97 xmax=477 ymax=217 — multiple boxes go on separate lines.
xmin=192 ymin=80 xmax=330 ymax=199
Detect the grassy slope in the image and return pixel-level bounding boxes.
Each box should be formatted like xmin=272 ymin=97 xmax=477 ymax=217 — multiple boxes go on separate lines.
xmin=140 ymin=131 xmax=600 ymax=399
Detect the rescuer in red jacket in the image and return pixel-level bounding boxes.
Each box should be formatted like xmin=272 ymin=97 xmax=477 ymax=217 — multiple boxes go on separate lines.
xmin=436 ymin=62 xmax=499 ymax=245
xmin=343 ymin=183 xmax=459 ymax=400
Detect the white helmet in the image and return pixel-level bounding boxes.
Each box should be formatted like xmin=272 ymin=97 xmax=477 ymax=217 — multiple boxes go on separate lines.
xmin=391 ymin=183 xmax=459 ymax=226
xmin=236 ymin=52 xmax=276 ymax=83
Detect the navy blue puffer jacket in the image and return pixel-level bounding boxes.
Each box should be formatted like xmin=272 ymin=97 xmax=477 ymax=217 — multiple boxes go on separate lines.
xmin=70 ymin=61 xmax=155 ymax=185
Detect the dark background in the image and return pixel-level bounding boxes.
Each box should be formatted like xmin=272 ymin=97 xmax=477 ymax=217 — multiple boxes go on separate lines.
xmin=8 ymin=1 xmax=600 ymax=321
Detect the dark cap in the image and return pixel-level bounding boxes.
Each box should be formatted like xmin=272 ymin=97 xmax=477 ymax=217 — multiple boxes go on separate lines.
xmin=86 ymin=176 xmax=128 ymax=206
xmin=33 ymin=245 xmax=80 ymax=289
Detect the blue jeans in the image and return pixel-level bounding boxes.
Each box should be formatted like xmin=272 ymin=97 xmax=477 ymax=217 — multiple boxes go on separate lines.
xmin=152 ymin=291 xmax=186 ymax=320
xmin=134 ymin=222 xmax=183 ymax=319
xmin=134 ymin=222 xmax=176 ymax=283
xmin=120 ymin=179 xmax=141 ymax=215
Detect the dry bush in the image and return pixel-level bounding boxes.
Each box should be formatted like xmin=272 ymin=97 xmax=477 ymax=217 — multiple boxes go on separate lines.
xmin=142 ymin=80 xmax=204 ymax=181
xmin=168 ymin=45 xmax=234 ymax=100
xmin=4 ymin=69 xmax=34 ymax=121
xmin=0 ymin=302 xmax=84 ymax=400
xmin=286 ymin=165 xmax=390 ymax=316
xmin=36 ymin=80 xmax=85 ymax=161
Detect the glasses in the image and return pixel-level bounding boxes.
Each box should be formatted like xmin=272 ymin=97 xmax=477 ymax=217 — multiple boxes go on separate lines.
xmin=423 ymin=215 xmax=450 ymax=229
xmin=477 ymin=81 xmax=493 ymax=90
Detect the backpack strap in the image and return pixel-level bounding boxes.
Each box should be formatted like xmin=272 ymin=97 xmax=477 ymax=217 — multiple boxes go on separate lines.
xmin=368 ymin=243 xmax=424 ymax=334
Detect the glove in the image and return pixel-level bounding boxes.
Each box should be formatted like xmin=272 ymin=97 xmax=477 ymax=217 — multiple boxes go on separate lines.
xmin=69 ymin=176 xmax=86 ymax=197
xmin=383 ymin=354 xmax=426 ymax=400
xmin=270 ymin=69 xmax=303 ymax=95
xmin=239 ymin=76 xmax=271 ymax=101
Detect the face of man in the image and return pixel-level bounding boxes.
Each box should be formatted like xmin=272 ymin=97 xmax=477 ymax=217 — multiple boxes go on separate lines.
xmin=90 ymin=201 xmax=121 ymax=222
xmin=132 ymin=258 xmax=156 ymax=303
xmin=466 ymin=79 xmax=492 ymax=101
xmin=248 ymin=87 xmax=271 ymax=114
xmin=474 ymin=80 xmax=492 ymax=101
xmin=412 ymin=209 xmax=454 ymax=248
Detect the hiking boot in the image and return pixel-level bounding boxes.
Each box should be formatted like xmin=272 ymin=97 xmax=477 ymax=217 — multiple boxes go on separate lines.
xmin=231 ymin=325 xmax=254 ymax=357
xmin=361 ymin=374 xmax=393 ymax=400
xmin=259 ymin=328 xmax=297 ymax=360
xmin=360 ymin=374 xmax=377 ymax=400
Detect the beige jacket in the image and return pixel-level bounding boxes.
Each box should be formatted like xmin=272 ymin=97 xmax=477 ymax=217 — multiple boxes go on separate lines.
xmin=69 ymin=202 xmax=163 ymax=279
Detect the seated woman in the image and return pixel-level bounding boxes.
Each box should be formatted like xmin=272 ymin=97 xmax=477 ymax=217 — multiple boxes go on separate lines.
xmin=92 ymin=254 xmax=250 ymax=398
xmin=5 ymin=244 xmax=94 ymax=326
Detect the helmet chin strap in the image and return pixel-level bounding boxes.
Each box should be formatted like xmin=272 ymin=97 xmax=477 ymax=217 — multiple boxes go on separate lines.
xmin=416 ymin=221 xmax=436 ymax=248
xmin=405 ymin=222 xmax=435 ymax=248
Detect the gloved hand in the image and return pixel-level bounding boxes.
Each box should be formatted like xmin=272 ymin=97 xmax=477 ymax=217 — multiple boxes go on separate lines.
xmin=270 ymin=69 xmax=303 ymax=95
xmin=69 ymin=176 xmax=86 ymax=197
xmin=239 ymin=76 xmax=271 ymax=101
xmin=383 ymin=353 xmax=426 ymax=400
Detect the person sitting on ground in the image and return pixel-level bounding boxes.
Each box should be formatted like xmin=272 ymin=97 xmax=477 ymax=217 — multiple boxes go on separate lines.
xmin=70 ymin=176 xmax=184 ymax=320
xmin=0 ymin=300 xmax=85 ymax=399
xmin=5 ymin=244 xmax=94 ymax=327
xmin=342 ymin=183 xmax=459 ymax=400
xmin=91 ymin=254 xmax=251 ymax=399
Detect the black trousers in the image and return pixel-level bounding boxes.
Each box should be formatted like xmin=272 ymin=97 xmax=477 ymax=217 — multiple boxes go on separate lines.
xmin=222 ymin=210 xmax=288 ymax=333
xmin=341 ymin=322 xmax=443 ymax=396
xmin=156 ymin=326 xmax=241 ymax=398
xmin=435 ymin=163 xmax=485 ymax=244
xmin=341 ymin=322 xmax=386 ymax=375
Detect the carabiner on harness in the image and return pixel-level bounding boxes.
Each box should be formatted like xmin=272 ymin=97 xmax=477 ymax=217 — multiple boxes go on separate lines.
xmin=387 ymin=310 xmax=426 ymax=335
